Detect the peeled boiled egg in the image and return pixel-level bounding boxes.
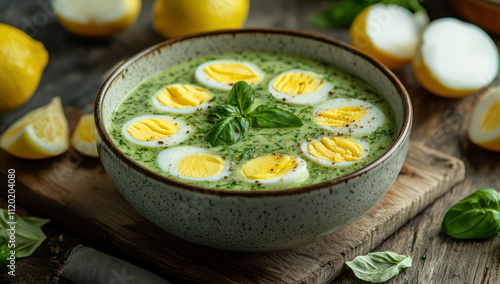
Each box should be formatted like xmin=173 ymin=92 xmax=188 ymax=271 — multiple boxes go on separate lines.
xmin=301 ymin=137 xmax=369 ymax=168
xmin=468 ymin=86 xmax=500 ymax=152
xmin=195 ymin=60 xmax=264 ymax=90
xmin=314 ymin=98 xmax=385 ymax=136
xmin=240 ymin=154 xmax=308 ymax=187
xmin=122 ymin=115 xmax=191 ymax=147
xmin=158 ymin=146 xmax=232 ymax=181
xmin=152 ymin=84 xmax=212 ymax=114
xmin=350 ymin=4 xmax=428 ymax=70
xmin=268 ymin=69 xmax=333 ymax=105
xmin=413 ymin=18 xmax=499 ymax=98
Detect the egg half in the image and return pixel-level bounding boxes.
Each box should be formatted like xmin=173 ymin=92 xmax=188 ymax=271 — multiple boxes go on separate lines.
xmin=152 ymin=84 xmax=212 ymax=114
xmin=301 ymin=137 xmax=369 ymax=168
xmin=240 ymin=154 xmax=308 ymax=186
xmin=314 ymin=98 xmax=385 ymax=136
xmin=468 ymin=86 xmax=500 ymax=152
xmin=268 ymin=69 xmax=333 ymax=105
xmin=195 ymin=60 xmax=264 ymax=90
xmin=158 ymin=146 xmax=232 ymax=181
xmin=122 ymin=115 xmax=191 ymax=147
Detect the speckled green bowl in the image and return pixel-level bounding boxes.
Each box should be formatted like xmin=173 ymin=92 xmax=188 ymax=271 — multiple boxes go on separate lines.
xmin=94 ymin=29 xmax=412 ymax=251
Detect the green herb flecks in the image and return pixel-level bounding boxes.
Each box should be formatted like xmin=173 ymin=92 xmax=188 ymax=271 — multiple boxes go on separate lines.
xmin=441 ymin=188 xmax=500 ymax=239
xmin=206 ymin=81 xmax=303 ymax=146
xmin=311 ymin=0 xmax=427 ymax=28
xmin=345 ymin=251 xmax=412 ymax=283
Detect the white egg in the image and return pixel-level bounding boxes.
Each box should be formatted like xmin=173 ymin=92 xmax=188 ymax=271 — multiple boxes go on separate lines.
xmin=301 ymin=137 xmax=370 ymax=168
xmin=240 ymin=156 xmax=309 ymax=187
xmin=195 ymin=59 xmax=265 ymax=90
xmin=157 ymin=146 xmax=232 ymax=181
xmin=313 ymin=98 xmax=386 ymax=136
xmin=268 ymin=69 xmax=333 ymax=105
xmin=151 ymin=84 xmax=212 ymax=114
xmin=122 ymin=114 xmax=191 ymax=148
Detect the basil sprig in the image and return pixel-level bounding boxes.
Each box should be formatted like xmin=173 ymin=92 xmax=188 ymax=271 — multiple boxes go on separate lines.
xmin=206 ymin=81 xmax=303 ymax=146
xmin=345 ymin=251 xmax=412 ymax=283
xmin=441 ymin=188 xmax=500 ymax=239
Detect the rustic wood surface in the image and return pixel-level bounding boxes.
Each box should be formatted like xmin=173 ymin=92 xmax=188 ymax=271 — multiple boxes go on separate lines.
xmin=0 ymin=108 xmax=465 ymax=284
xmin=0 ymin=0 xmax=499 ymax=283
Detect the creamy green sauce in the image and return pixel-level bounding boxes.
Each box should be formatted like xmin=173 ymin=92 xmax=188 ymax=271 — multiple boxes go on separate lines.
xmin=109 ymin=52 xmax=397 ymax=191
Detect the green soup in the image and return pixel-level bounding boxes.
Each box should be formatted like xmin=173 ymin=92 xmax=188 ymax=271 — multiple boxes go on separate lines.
xmin=109 ymin=52 xmax=397 ymax=191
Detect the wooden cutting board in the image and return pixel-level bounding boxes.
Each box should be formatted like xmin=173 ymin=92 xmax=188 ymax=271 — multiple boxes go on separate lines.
xmin=0 ymin=108 xmax=465 ymax=283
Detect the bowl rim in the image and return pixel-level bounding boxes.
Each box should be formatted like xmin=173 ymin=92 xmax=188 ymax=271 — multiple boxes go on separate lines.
xmin=94 ymin=28 xmax=412 ymax=198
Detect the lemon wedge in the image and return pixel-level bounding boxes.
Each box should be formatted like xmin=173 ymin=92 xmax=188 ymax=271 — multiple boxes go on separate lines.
xmin=413 ymin=18 xmax=499 ymax=98
xmin=468 ymin=86 xmax=500 ymax=152
xmin=52 ymin=0 xmax=141 ymax=37
xmin=0 ymin=97 xmax=69 ymax=159
xmin=350 ymin=4 xmax=427 ymax=70
xmin=71 ymin=114 xmax=98 ymax=157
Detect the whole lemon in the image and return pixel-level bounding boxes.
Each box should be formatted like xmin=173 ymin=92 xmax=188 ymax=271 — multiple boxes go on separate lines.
xmin=153 ymin=0 xmax=249 ymax=39
xmin=0 ymin=23 xmax=48 ymax=113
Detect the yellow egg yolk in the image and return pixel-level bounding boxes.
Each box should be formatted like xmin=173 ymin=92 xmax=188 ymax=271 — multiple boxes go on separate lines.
xmin=126 ymin=118 xmax=180 ymax=141
xmin=308 ymin=137 xmax=363 ymax=163
xmin=204 ymin=62 xmax=260 ymax=84
xmin=241 ymin=154 xmax=297 ymax=180
xmin=157 ymin=85 xmax=210 ymax=109
xmin=480 ymin=100 xmax=500 ymax=132
xmin=315 ymin=106 xmax=367 ymax=127
xmin=272 ymin=72 xmax=324 ymax=95
xmin=177 ymin=153 xmax=225 ymax=178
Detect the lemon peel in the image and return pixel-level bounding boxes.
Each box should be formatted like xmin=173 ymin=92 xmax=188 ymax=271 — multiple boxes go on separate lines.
xmin=71 ymin=114 xmax=98 ymax=157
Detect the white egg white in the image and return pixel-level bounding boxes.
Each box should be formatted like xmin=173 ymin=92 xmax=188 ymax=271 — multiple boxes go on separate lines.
xmin=241 ymin=156 xmax=309 ymax=187
xmin=195 ymin=59 xmax=265 ymax=90
xmin=468 ymin=87 xmax=500 ymax=148
xmin=268 ymin=69 xmax=333 ymax=105
xmin=301 ymin=138 xmax=370 ymax=168
xmin=122 ymin=114 xmax=191 ymax=148
xmin=157 ymin=146 xmax=232 ymax=181
xmin=151 ymin=84 xmax=212 ymax=114
xmin=314 ymin=98 xmax=386 ymax=136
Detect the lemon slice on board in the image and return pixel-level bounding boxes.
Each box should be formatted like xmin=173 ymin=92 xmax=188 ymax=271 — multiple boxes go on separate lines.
xmin=52 ymin=0 xmax=141 ymax=37
xmin=350 ymin=4 xmax=428 ymax=70
xmin=71 ymin=114 xmax=98 ymax=157
xmin=412 ymin=18 xmax=499 ymax=98
xmin=0 ymin=97 xmax=69 ymax=159
xmin=468 ymin=86 xmax=500 ymax=152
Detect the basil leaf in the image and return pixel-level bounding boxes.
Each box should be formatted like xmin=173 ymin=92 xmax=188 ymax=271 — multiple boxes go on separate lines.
xmin=345 ymin=251 xmax=412 ymax=283
xmin=441 ymin=188 xmax=500 ymax=239
xmin=211 ymin=104 xmax=241 ymax=118
xmin=236 ymin=116 xmax=251 ymax=135
xmin=227 ymin=81 xmax=255 ymax=114
xmin=251 ymin=105 xmax=303 ymax=128
xmin=0 ymin=209 xmax=50 ymax=258
xmin=205 ymin=116 xmax=244 ymax=146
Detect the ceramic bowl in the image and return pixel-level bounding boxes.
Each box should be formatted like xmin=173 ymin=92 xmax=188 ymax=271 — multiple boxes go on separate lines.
xmin=94 ymin=29 xmax=412 ymax=251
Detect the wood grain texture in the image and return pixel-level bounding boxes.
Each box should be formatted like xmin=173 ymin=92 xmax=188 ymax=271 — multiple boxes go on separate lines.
xmin=0 ymin=107 xmax=464 ymax=283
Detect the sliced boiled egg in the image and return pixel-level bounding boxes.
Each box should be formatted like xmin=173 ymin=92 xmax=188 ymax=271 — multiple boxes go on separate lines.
xmin=351 ymin=4 xmax=428 ymax=70
xmin=122 ymin=115 xmax=191 ymax=147
xmin=468 ymin=86 xmax=500 ymax=152
xmin=195 ymin=60 xmax=264 ymax=90
xmin=268 ymin=69 xmax=333 ymax=105
xmin=413 ymin=18 xmax=499 ymax=98
xmin=314 ymin=98 xmax=385 ymax=136
xmin=158 ymin=146 xmax=232 ymax=181
xmin=152 ymin=84 xmax=211 ymax=114
xmin=240 ymin=154 xmax=308 ymax=187
xmin=301 ymin=137 xmax=369 ymax=168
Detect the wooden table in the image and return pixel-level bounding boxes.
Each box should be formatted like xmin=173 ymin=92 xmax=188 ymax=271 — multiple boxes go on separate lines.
xmin=0 ymin=0 xmax=499 ymax=283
